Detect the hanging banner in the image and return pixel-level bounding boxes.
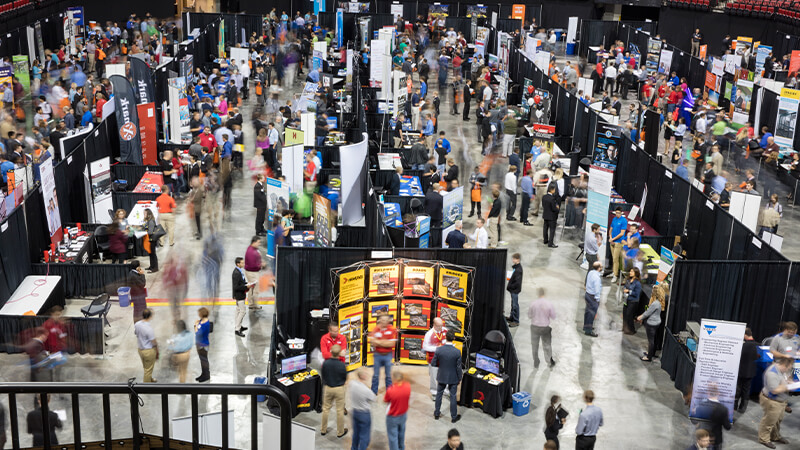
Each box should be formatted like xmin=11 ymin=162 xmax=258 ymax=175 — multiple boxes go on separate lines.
xmin=63 ymin=10 xmax=76 ymax=56
xmin=34 ymin=21 xmax=45 ymax=66
xmin=314 ymin=193 xmax=333 ymax=247
xmin=88 ymin=157 xmax=113 ymax=223
xmin=475 ymin=27 xmax=489 ymax=58
xmin=699 ymin=44 xmax=707 ymax=60
xmin=109 ymin=75 xmax=143 ymax=164
xmin=789 ymin=50 xmax=800 ymax=77
xmin=336 ymin=10 xmax=344 ymax=49
xmin=40 ymin=158 xmax=63 ymax=245
xmin=266 ymin=177 xmax=290 ymax=221
xmin=755 ymin=45 xmax=772 ymax=77
xmin=12 ymin=55 xmax=29 ymax=100
xmin=167 ymin=77 xmax=191 ymax=144
xmin=129 ymin=57 xmax=154 ymax=104
xmin=689 ymin=319 xmax=746 ymax=424
xmin=218 ymin=20 xmax=225 ymax=58
xmin=646 ymin=38 xmax=662 ymax=73
xmin=775 ymin=88 xmax=800 ymax=149
xmin=340 ymin=133 xmax=368 ymax=226
xmin=512 ymin=4 xmax=526 ymax=21
xmin=137 ymin=103 xmax=157 ymax=165
xmin=732 ymin=79 xmax=753 ymax=127
xmin=658 ymin=49 xmax=673 ymax=74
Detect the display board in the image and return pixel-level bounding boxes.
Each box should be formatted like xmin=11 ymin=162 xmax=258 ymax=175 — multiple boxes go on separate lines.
xmin=399 ymin=299 xmax=432 ymax=330
xmin=438 ymin=267 xmax=468 ymax=304
xmin=338 ymin=268 xmax=366 ymax=305
xmin=368 ymin=265 xmax=400 ymax=297
xmin=401 ymin=264 xmax=434 ymax=298
xmin=437 ymin=302 xmax=466 ymax=338
xmin=337 ymin=302 xmax=364 ymax=370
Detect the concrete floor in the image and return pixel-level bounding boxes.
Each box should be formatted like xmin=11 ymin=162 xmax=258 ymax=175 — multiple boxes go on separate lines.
xmin=2 ymin=55 xmax=800 ymax=449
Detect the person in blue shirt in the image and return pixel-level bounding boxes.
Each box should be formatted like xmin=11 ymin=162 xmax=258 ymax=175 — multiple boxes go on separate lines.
xmin=420 ymin=79 xmax=427 ymax=100
xmin=520 ymin=172 xmax=534 ymax=226
xmin=759 ymin=126 xmax=773 ymax=149
xmin=433 ymin=130 xmax=450 ymax=172
xmin=194 ymin=307 xmax=212 ymax=382
xmin=167 ymin=320 xmax=194 ymax=383
xmin=0 ymin=153 xmax=14 ymax=185
xmin=623 ymin=223 xmax=641 ymax=253
xmin=422 ymin=113 xmax=435 ymax=148
xmin=81 ymin=109 xmax=93 ymax=127
xmin=221 ymin=134 xmax=233 ymax=159
xmin=609 ymin=207 xmax=628 ymax=282
xmin=307 ymin=68 xmax=320 ymax=83
xmin=676 ymin=159 xmax=689 ymax=180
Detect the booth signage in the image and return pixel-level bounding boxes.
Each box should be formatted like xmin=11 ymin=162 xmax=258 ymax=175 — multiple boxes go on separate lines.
xmin=130 ymin=57 xmax=154 ymax=104
xmin=511 ymin=4 xmax=525 ymax=20
xmin=774 ymin=88 xmax=800 ymax=149
xmin=137 ymin=103 xmax=157 ymax=165
xmin=110 ymin=75 xmax=143 ymax=164
xmin=438 ymin=268 xmax=467 ymax=303
xmin=339 ymin=269 xmax=366 ymax=304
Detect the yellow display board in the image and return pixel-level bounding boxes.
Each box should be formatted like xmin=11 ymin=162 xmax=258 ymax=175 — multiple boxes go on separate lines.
xmin=368 ymin=265 xmax=400 ymax=297
xmin=338 ymin=268 xmax=366 ymax=305
xmin=337 ymin=303 xmax=364 ymax=371
xmin=438 ymin=268 xmax=468 ymax=303
xmin=365 ymin=300 xmax=398 ymax=366
xmin=401 ymin=264 xmax=434 ymax=298
xmin=437 ymin=302 xmax=466 ymax=338
xmin=399 ymin=299 xmax=432 ymax=331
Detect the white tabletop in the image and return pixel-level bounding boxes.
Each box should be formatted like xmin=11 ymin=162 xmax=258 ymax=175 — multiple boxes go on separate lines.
xmin=0 ymin=275 xmax=62 ymax=316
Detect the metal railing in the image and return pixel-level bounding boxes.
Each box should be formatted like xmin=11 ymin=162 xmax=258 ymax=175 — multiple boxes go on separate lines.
xmin=0 ymin=382 xmax=292 ymax=450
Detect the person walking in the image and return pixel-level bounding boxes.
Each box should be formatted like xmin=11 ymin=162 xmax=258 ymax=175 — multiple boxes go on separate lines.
xmin=622 ymin=268 xmax=642 ymax=335
xmin=349 ymin=368 xmax=375 ymax=450
xmin=735 ymin=327 xmax=760 ymax=413
xmin=384 ymin=369 xmax=411 ymax=450
xmin=637 ymin=284 xmax=665 ymax=362
xmin=320 ymin=345 xmax=348 ymax=438
xmin=232 ymin=257 xmax=249 ymax=337
xmin=529 ymin=287 xmax=556 ymax=368
xmin=26 ymin=395 xmax=62 ymax=446
xmin=506 ymin=253 xmax=523 ymax=326
xmin=432 ymin=330 xmax=462 ymax=423
xmin=254 ymin=175 xmax=267 ymax=236
xmin=584 ymin=223 xmax=601 ymax=269
xmin=542 ymin=184 xmax=559 ymax=248
xmin=134 ymin=308 xmax=158 ymax=383
xmin=694 ymin=385 xmax=731 ymax=450
xmin=167 ymin=320 xmax=193 ymax=383
xmin=156 ymin=185 xmax=176 ymax=246
xmin=584 ymin=262 xmax=603 ymax=337
xmin=423 ymin=318 xmax=448 ymax=398
xmin=520 ymin=171 xmax=534 ymax=226
xmin=575 ymin=390 xmax=603 ymax=449
xmin=194 ymin=307 xmax=211 ymax=382
xmin=758 ymin=357 xmax=793 ymax=448
xmin=544 ymin=395 xmax=568 ymax=448
xmin=370 ymin=314 xmax=397 ymax=394
xmin=244 ymin=236 xmax=265 ymax=310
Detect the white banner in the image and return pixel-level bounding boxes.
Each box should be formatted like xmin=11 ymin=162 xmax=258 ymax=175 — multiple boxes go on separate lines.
xmin=658 ymin=49 xmax=673 ymax=74
xmin=775 ymin=87 xmax=800 ymax=149
xmin=567 ymin=17 xmax=578 ymax=44
xmin=89 ymin=157 xmax=113 ymax=223
xmin=370 ymin=38 xmax=387 ymax=92
xmin=340 ymin=133 xmax=369 ymax=226
xmin=475 ymin=27 xmax=489 ymax=58
xmin=689 ymin=319 xmax=746 ymax=424
xmin=266 ymin=177 xmax=291 ymax=221
xmin=40 ymin=158 xmax=62 ymax=244
xmin=281 ymin=145 xmax=305 ymax=195
xmin=391 ymin=3 xmax=403 ymax=18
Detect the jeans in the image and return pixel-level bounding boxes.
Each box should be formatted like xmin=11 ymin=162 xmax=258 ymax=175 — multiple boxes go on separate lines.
xmin=530 ymin=325 xmax=553 ymax=366
xmin=505 ymin=189 xmax=517 ymax=219
xmin=351 ymin=410 xmax=371 ymax=450
xmin=412 ymin=163 xmax=426 ymax=171
xmin=584 ymin=293 xmax=599 ymax=332
xmin=645 ymin=323 xmax=658 ymax=358
xmin=623 ymin=301 xmax=638 ymax=334
xmin=509 ymin=293 xmax=520 ymax=322
xmin=372 ymin=352 xmax=393 ymax=393
xmin=434 ymin=383 xmax=458 ymax=419
xmin=386 ymin=413 xmax=407 ymax=450
xmin=317 ymin=136 xmax=325 ymax=147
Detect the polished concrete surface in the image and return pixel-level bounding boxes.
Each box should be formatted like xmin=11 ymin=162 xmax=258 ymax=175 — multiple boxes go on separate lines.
xmin=2 ymin=55 xmax=800 ymax=449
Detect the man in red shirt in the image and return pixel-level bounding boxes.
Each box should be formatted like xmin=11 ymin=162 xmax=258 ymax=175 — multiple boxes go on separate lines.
xmin=303 ymin=152 xmax=317 ymax=182
xmin=155 ymin=185 xmax=176 ymax=246
xmin=199 ymin=127 xmax=219 ymax=155
xmin=384 ymin=370 xmax=410 ymax=450
xmin=320 ymin=324 xmax=347 ymax=363
xmin=370 ymin=314 xmax=397 ymax=394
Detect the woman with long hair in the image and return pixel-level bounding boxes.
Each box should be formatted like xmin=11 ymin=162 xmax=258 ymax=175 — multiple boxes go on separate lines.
xmin=143 ymin=208 xmax=159 ymax=273
xmin=622 ymin=267 xmax=642 ymax=335
xmin=544 ymin=395 xmax=567 ymax=448
xmin=638 ymin=284 xmax=667 ymax=362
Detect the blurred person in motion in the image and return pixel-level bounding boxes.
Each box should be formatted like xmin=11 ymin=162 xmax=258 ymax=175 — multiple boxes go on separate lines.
xmin=26 ymin=395 xmax=61 ymax=446
xmin=200 ymin=233 xmax=224 ymax=314
xmin=23 ymin=327 xmax=51 ymax=382
xmin=440 ymin=428 xmax=463 ymax=450
xmin=134 ymin=308 xmax=158 ymax=383
xmin=167 ymin=320 xmax=193 ymax=383
xmin=42 ymin=306 xmax=70 ymax=381
xmin=244 ymin=236 xmax=266 ymax=310
xmin=385 ymin=369 xmax=411 ymax=450
xmin=233 ymin=257 xmax=250 ymax=337
xmin=349 ymin=367 xmax=376 ymax=450
xmin=162 ymin=251 xmax=189 ymax=323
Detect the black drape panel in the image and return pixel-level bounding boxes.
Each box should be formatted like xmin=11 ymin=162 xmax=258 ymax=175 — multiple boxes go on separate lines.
xmin=684 ymin=188 xmax=715 ymax=259
xmin=642 ymin=158 xmax=663 ymax=227
xmin=0 ymin=315 xmax=104 ymax=355
xmin=688 ymin=59 xmax=708 ymax=94
xmin=54 ymin=143 xmax=89 ymax=225
xmin=758 ymin=87 xmax=779 ymax=136
xmin=496 ymin=19 xmax=522 ymax=33
xmin=709 ymin=209 xmax=734 ymax=260
xmin=0 ymin=207 xmax=31 ymax=306
xmin=781 ymin=263 xmax=800 ymax=328
xmin=578 ymin=20 xmax=619 ymax=58
xmin=668 ymin=176 xmax=690 ymax=237
xmin=727 ymin=220 xmax=752 ymax=260
xmin=111 ymin=192 xmax=161 ymax=214
xmin=445 ymin=17 xmax=473 ymax=42
xmin=643 ymin=110 xmax=660 ymax=158
xmin=24 ymin=188 xmax=50 ymax=264
xmin=111 ymin=164 xmax=163 ymax=188
xmin=614 ymin=137 xmax=634 ymax=201
xmin=632 ymin=147 xmax=651 ymax=205
xmin=654 ymin=165 xmax=673 ymax=235
xmin=30 ymin=263 xmax=130 ymax=298
xmin=572 ymin=104 xmax=590 ymax=155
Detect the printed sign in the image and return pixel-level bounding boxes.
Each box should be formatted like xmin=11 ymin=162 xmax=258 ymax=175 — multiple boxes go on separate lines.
xmin=402 ymin=265 xmax=434 ymax=298
xmin=368 ymin=265 xmax=400 ymax=297
xmin=438 ymin=268 xmax=467 ymax=303
xmin=339 ymin=268 xmax=366 ymax=304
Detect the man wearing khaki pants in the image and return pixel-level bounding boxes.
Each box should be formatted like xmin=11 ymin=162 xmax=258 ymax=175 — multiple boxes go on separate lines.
xmin=244 ymin=236 xmax=264 ymax=310
xmin=134 ymin=308 xmax=158 ymax=382
xmin=758 ymin=357 xmax=793 ymax=448
xmin=320 ymin=345 xmax=348 ymax=438
xmin=608 ymin=207 xmax=628 ymax=283
xmin=156 ymin=185 xmax=176 ymax=246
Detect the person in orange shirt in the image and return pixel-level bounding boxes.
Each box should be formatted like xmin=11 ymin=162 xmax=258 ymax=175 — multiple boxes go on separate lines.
xmin=156 ymin=185 xmax=176 ymax=246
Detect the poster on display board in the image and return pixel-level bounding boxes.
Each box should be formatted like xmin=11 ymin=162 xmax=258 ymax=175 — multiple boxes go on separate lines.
xmin=774 ymin=88 xmax=800 ymax=149
xmin=368 ymin=265 xmax=400 ymax=297
xmin=699 ymin=45 xmax=707 ymax=60
xmin=646 ymin=38 xmax=662 ymax=73
xmin=734 ymin=36 xmax=752 ymax=58
xmin=400 ymin=299 xmax=432 ymax=330
xmin=399 ymin=333 xmax=430 ymax=365
xmin=789 ymin=50 xmax=800 ymax=77
xmin=755 ymin=45 xmax=772 ymax=77
xmin=658 ymin=49 xmax=673 ymax=74
xmin=266 ymin=177 xmax=290 ymax=221
xmin=474 ymin=27 xmax=489 ymax=58
xmin=512 ymin=5 xmax=526 ymax=21
xmin=592 ymin=123 xmax=621 ymax=170
xmin=438 ymin=268 xmax=467 ymax=303
xmin=338 ymin=268 xmax=366 ymax=305
xmin=689 ymin=319 xmax=746 ymax=423
xmin=657 ymin=246 xmax=676 ymax=283
xmin=88 ymin=157 xmax=113 ymax=223
xmin=391 ymin=3 xmax=403 ymax=19
xmin=167 ymin=77 xmax=191 ymax=145
xmin=732 ymin=79 xmax=753 ymax=127
xmin=705 ymin=72 xmax=717 ymax=91
xmin=441 ymin=187 xmax=463 ymax=230
xmin=724 ymin=54 xmax=741 ymax=75
xmin=40 ymin=158 xmax=63 ymax=245
xmin=466 ymin=5 xmax=487 ymax=17
xmin=313 ymin=194 xmax=332 ymax=247
xmin=437 ymin=303 xmax=466 ymax=338
xmin=12 ymin=56 xmax=29 ymax=99
xmin=402 ymin=264 xmax=435 ymax=298
xmin=712 ymin=58 xmax=725 ymax=77
xmin=337 ymin=303 xmax=364 ymax=370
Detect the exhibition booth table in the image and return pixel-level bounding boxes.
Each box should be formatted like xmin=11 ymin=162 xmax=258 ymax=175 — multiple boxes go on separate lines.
xmin=459 ymin=370 xmax=513 ymax=418
xmin=0 ymin=275 xmax=64 ymax=316
xmin=750 ymin=346 xmax=800 ymax=395
xmin=268 ymin=371 xmax=322 ymax=418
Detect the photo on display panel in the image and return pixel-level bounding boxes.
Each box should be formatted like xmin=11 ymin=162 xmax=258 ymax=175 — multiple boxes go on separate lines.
xmin=412 ymin=284 xmax=431 ymax=295
xmin=404 ymin=337 xmax=422 ymax=350
xmin=439 ymin=306 xmax=458 ymax=322
xmin=408 ymin=350 xmax=427 ymax=360
xmin=404 ymin=303 xmax=423 ymax=315
xmin=409 ymin=314 xmax=428 ymax=327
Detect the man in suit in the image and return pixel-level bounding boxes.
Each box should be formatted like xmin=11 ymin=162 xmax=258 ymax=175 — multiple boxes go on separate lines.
xmin=254 ymin=175 xmax=267 ymax=236
xmin=432 ymin=330 xmax=462 ymax=423
xmin=542 ymin=184 xmax=560 ymax=248
xmin=425 ymin=184 xmax=444 ymax=227
xmin=735 ymin=327 xmax=760 ymax=413
xmin=232 ymin=257 xmax=249 ymax=337
xmin=389 ymin=166 xmax=402 ymax=196
xmin=694 ymin=385 xmax=731 ymax=449
xmin=462 ymin=79 xmax=472 ymax=121
xmin=188 ymin=154 xmax=201 ymax=179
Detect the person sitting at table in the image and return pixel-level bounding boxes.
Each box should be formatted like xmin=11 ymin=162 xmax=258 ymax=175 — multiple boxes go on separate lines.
xmin=388 ymin=166 xmax=402 ymax=196
xmin=108 ymin=221 xmax=128 ymax=264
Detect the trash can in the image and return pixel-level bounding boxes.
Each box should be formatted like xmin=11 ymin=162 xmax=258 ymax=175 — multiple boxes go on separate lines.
xmin=512 ymin=392 xmax=532 ymax=416
xmin=566 ymin=43 xmax=576 ymax=55
xmin=117 ymin=287 xmax=131 ymax=307
xmin=254 ymin=376 xmax=267 ymax=402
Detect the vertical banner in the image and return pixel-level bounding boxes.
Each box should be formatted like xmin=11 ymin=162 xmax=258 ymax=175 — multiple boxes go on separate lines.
xmin=689 ymin=319 xmax=746 ymax=424
xmin=336 ymin=10 xmax=344 ymax=49
xmin=40 ymin=158 xmax=63 ymax=245
xmin=755 ymin=45 xmax=772 ymax=77
xmin=12 ymin=55 xmax=29 ymax=99
xmin=340 ymin=133 xmax=368 ymax=226
xmin=129 ymin=57 xmax=154 ymax=104
xmin=266 ymin=177 xmax=290 ymax=221
xmin=775 ymin=88 xmax=800 ymax=148
xmin=167 ymin=77 xmax=191 ymax=144
xmin=392 ymin=70 xmax=407 ymax=117
xmin=646 ymin=38 xmax=662 ymax=74
xmin=64 ymin=10 xmax=76 ymax=56
xmin=26 ymin=27 xmax=36 ymax=70
xmin=585 ymin=123 xmax=621 ymax=257
xmin=512 ymin=5 xmax=526 ymax=21
xmin=789 ymin=50 xmax=800 ymax=77
xmin=281 ymin=145 xmax=305 ymax=195
xmin=593 ymin=123 xmax=621 ymax=170
xmin=34 ymin=21 xmax=45 ymax=65
xmin=137 ymin=103 xmax=157 ymax=165
xmin=218 ymin=20 xmax=225 ymax=58
xmin=370 ymin=39 xmax=386 ymax=88
xmin=699 ymin=44 xmax=707 ymax=60
xmin=109 ymin=75 xmax=143 ymax=164
xmin=88 ymin=157 xmax=113 ymax=223
xmin=475 ymin=27 xmax=489 ymax=58
xmin=180 ymin=55 xmax=194 ymax=85
xmin=391 ymin=3 xmax=404 ymax=18
xmin=314 ymin=194 xmax=333 ymax=247
xmin=732 ymin=79 xmax=753 ymax=127
xmin=346 ymin=48 xmax=354 ymax=88
xmin=658 ymin=49 xmax=673 ymax=74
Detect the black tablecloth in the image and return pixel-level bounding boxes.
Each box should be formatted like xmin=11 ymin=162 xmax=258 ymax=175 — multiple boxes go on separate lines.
xmin=458 ymin=371 xmax=512 ymax=418
xmin=660 ymin=329 xmax=695 ymax=395
xmin=0 ymin=315 xmax=104 ymax=354
xmin=31 ymin=263 xmax=130 ymax=298
xmin=268 ymin=375 xmax=323 ymax=418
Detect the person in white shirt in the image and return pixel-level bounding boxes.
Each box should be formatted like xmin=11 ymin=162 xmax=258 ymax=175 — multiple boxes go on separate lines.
xmin=467 ymin=218 xmax=489 ymax=249
xmin=604 ymin=63 xmax=617 ymax=94
xmin=504 ymin=165 xmax=518 ymax=221
xmin=483 ymin=84 xmax=493 ymax=106
xmin=422 ymin=318 xmax=448 ymax=398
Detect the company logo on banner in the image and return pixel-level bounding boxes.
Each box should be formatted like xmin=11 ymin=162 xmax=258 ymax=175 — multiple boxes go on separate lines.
xmin=129 ymin=57 xmax=154 ymax=104
xmin=137 ymin=103 xmax=157 ymax=165
xmin=690 ymin=319 xmax=746 ymax=423
xmin=110 ymin=75 xmax=143 ymax=164
xmin=592 ymin=123 xmax=621 ymax=170
xmin=775 ymin=87 xmax=800 ymax=149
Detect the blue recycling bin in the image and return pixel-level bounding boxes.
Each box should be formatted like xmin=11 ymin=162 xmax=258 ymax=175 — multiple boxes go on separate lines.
xmin=566 ymin=43 xmax=576 ymax=55
xmin=254 ymin=376 xmax=267 ymax=402
xmin=512 ymin=391 xmax=532 ymax=416
xmin=117 ymin=287 xmax=130 ymax=307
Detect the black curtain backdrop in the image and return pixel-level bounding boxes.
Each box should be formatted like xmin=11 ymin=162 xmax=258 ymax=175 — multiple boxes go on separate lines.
xmin=23 ymin=188 xmax=50 ymax=264
xmin=668 ymin=261 xmax=792 ymax=341
xmin=30 ymin=263 xmax=130 ymax=298
xmin=184 ymin=12 xmax=262 ymax=47
xmin=0 ymin=207 xmax=31 ymax=307
xmin=54 ymin=140 xmax=89 ymax=225
xmin=0 ymin=315 xmax=105 ymax=354
xmin=111 ymin=164 xmax=164 ymax=187
xmin=112 ymin=192 xmax=161 ymax=214
xmin=0 ymin=8 xmax=65 ymax=59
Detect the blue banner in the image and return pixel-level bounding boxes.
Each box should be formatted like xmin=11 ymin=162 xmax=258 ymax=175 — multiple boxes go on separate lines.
xmin=336 ymin=10 xmax=344 ymax=49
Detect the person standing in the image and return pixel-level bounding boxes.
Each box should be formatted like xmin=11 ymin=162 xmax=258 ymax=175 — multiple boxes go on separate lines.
xmin=143 ymin=208 xmax=160 ymax=273
xmin=693 ymin=385 xmax=731 ymax=449
xmin=254 ymin=175 xmax=267 ymax=236
xmin=444 ymin=221 xmax=467 ymax=248
xmin=506 ymin=253 xmax=523 ymax=326
xmin=542 ymin=184 xmax=559 ymax=248
xmin=520 ymin=170 xmax=534 ymax=226
xmin=691 ymin=29 xmax=703 ymax=57
xmin=687 ymin=429 xmax=711 ymax=450
xmin=134 ymin=308 xmax=158 ymax=383
xmin=462 ymin=79 xmax=472 ymax=121
xmin=575 ymin=390 xmax=603 ymax=449
xmin=584 ymin=223 xmax=601 ymax=269
xmin=244 ymin=236 xmax=265 ymax=310
xmin=528 ymin=287 xmax=556 ymax=368
xmin=432 ymin=330 xmax=462 ymax=423
xmin=467 ymin=218 xmax=489 ymax=249
xmin=232 ymin=257 xmax=249 ymax=337
xmin=349 ymin=368 xmax=375 ymax=450
xmin=735 ymin=328 xmax=760 ymax=413
xmin=167 ymin=320 xmax=193 ymax=383
xmin=584 ymin=262 xmax=603 ymax=337
xmin=768 ymin=321 xmax=799 ymax=360
xmin=637 ymin=284 xmax=665 ymax=362
xmin=544 ymin=395 xmax=568 ymax=447
xmin=504 ymin=165 xmax=518 ymax=221
xmin=370 ymin=314 xmax=397 ymax=394
xmin=622 ymin=268 xmax=642 ymax=335
xmin=609 ymin=207 xmax=628 ymax=282
xmin=321 ymin=324 xmax=347 ymax=362
xmin=423 ymin=318 xmax=448 ymax=398
xmin=156 ymin=185 xmax=176 ymax=247
xmin=320 ymin=345 xmax=348 ymax=438
xmin=194 ymin=307 xmax=211 ymax=382
xmin=384 ymin=369 xmax=411 ymax=450
xmin=758 ymin=357 xmax=793 ymax=448
xmin=441 ymin=428 xmax=464 ymax=450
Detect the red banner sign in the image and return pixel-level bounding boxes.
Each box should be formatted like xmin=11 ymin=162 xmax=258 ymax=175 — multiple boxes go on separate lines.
xmin=137 ymin=103 xmax=158 ymax=165
xmin=705 ymin=72 xmax=716 ymax=91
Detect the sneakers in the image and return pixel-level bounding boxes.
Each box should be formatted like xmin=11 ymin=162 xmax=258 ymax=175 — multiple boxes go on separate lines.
xmin=611 ymin=276 xmax=618 ymax=283
xmin=584 ymin=330 xmax=598 ymax=337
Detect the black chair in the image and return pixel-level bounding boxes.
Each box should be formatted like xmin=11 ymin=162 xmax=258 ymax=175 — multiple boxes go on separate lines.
xmin=410 ymin=198 xmax=424 ymax=215
xmin=81 ymin=293 xmax=111 ymax=326
xmin=94 ymin=225 xmax=111 ymax=262
xmin=479 ymin=330 xmax=506 ymax=360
